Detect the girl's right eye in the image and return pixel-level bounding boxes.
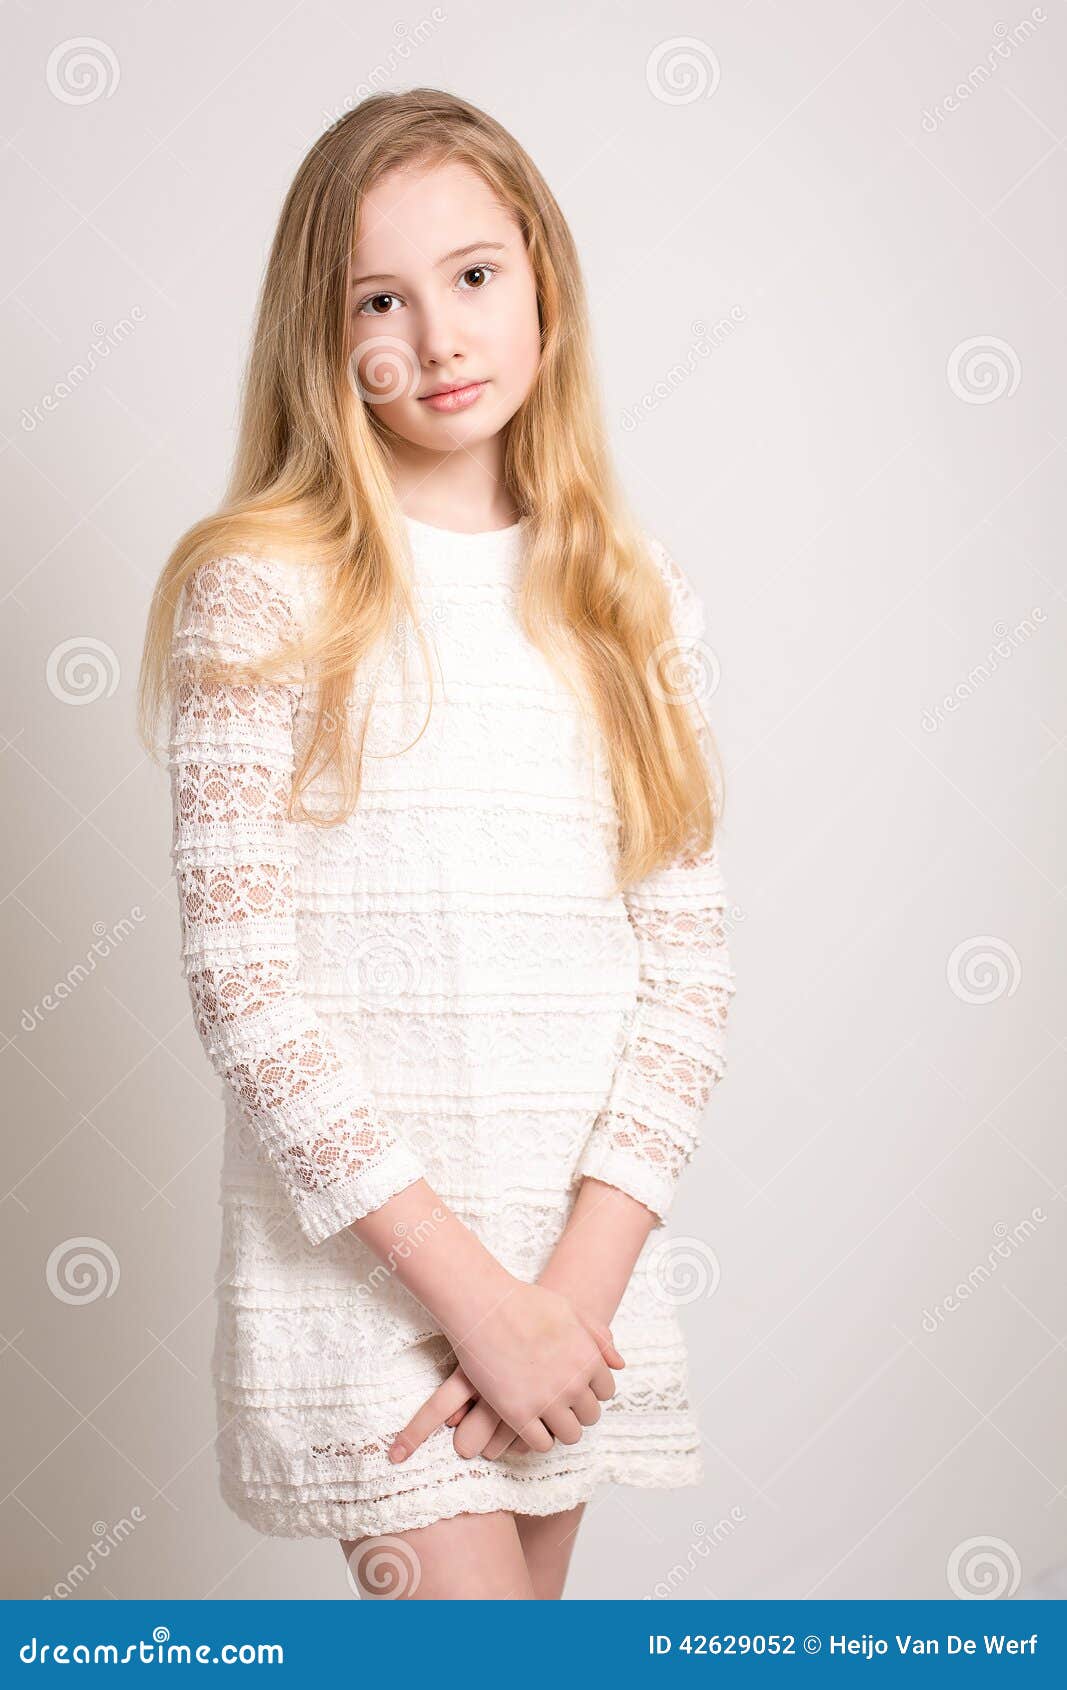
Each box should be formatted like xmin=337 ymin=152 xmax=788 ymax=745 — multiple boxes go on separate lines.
xmin=358 ymin=293 xmax=400 ymax=316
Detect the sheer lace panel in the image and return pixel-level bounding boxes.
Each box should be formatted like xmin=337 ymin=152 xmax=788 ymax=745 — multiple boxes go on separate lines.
xmin=167 ymin=554 xmax=424 ymax=1245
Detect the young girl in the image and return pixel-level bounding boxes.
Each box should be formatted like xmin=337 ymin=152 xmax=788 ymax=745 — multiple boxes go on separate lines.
xmin=138 ymin=87 xmax=736 ymax=1601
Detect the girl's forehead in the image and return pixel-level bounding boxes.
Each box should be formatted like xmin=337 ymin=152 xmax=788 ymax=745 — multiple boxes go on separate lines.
xmin=352 ymin=160 xmax=508 ymax=255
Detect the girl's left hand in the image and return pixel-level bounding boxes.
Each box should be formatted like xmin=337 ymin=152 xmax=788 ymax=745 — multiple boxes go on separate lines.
xmin=389 ymin=1314 xmax=624 ymax=1464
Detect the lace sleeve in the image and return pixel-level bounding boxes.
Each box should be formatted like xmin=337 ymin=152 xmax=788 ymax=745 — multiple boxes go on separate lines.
xmin=167 ymin=552 xmax=426 ymax=1246
xmin=575 ymin=538 xmax=737 ymax=1224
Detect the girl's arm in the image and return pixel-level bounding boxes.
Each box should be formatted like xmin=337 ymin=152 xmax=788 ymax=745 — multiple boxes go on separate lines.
xmin=536 ymin=1175 xmax=656 ymax=1326
xmin=168 ymin=551 xmax=428 ymax=1247
xmin=555 ymin=538 xmax=737 ymax=1280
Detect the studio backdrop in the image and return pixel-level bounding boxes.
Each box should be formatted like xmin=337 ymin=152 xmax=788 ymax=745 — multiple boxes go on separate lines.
xmin=2 ymin=0 xmax=1064 ymax=1602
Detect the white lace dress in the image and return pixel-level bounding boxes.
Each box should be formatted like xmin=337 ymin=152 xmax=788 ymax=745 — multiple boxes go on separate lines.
xmin=166 ymin=514 xmax=735 ymax=1539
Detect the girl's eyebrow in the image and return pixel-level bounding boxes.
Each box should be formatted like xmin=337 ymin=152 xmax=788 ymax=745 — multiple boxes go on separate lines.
xmin=350 ymin=240 xmax=507 ymax=288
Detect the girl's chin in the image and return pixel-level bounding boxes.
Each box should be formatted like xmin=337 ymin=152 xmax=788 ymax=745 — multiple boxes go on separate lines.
xmin=409 ymin=412 xmax=501 ymax=443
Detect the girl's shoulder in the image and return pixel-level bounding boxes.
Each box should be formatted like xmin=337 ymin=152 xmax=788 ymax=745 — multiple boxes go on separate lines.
xmin=177 ymin=549 xmax=317 ymax=655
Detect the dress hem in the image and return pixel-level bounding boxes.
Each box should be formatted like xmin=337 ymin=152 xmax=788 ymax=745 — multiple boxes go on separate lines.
xmin=218 ymin=1449 xmax=705 ymax=1541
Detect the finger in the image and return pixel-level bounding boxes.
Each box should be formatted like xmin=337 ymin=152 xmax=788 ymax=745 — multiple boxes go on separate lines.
xmin=390 ymin=1370 xmax=476 ymax=1462
xmin=486 ymin=1435 xmax=522 ymax=1459
xmin=516 ymin=1416 xmax=555 ymax=1454
xmin=570 ymin=1387 xmax=602 ymax=1427
xmin=542 ymin=1403 xmax=584 ymax=1445
xmin=584 ymin=1315 xmax=626 ymax=1369
xmin=445 ymin=1403 xmax=472 ymax=1427
xmin=589 ymin=1360 xmax=617 ymax=1402
xmin=454 ymin=1399 xmax=501 ymax=1460
xmin=481 ymin=1419 xmax=515 ymax=1460
xmin=485 ymin=1421 xmax=532 ymax=1458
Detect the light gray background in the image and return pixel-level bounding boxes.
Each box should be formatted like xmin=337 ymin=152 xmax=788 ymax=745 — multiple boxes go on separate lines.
xmin=2 ymin=0 xmax=1064 ymax=1601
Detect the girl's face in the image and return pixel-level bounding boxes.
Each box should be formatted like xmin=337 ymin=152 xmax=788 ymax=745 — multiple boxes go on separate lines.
xmin=346 ymin=158 xmax=542 ymax=457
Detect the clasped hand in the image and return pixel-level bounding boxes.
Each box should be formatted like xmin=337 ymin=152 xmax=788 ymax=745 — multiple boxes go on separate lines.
xmin=388 ymin=1280 xmax=624 ymax=1465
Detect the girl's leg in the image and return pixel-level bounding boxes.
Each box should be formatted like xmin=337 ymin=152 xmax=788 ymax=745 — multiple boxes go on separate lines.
xmin=514 ymin=1501 xmax=587 ymax=1600
xmin=340 ymin=1508 xmax=536 ymax=1600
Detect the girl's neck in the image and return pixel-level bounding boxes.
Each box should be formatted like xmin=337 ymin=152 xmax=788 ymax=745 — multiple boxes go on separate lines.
xmin=390 ymin=448 xmax=517 ymax=536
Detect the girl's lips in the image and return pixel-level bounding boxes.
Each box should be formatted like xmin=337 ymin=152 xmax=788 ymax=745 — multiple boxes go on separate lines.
xmin=419 ymin=380 xmax=487 ymax=413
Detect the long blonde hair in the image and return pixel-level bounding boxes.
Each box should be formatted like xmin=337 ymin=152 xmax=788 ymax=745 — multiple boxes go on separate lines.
xmin=137 ymin=87 xmax=724 ymax=887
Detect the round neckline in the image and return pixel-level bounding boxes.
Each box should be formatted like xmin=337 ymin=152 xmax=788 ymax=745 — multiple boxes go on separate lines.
xmin=403 ymin=512 xmax=525 ymax=541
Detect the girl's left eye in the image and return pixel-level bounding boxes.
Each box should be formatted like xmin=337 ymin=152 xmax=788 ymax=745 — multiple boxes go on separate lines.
xmin=356 ymin=263 xmax=500 ymax=316
xmin=457 ymin=262 xmax=499 ymax=291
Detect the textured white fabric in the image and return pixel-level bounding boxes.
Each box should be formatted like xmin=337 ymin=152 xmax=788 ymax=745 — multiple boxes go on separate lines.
xmin=166 ymin=514 xmax=735 ymax=1538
